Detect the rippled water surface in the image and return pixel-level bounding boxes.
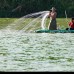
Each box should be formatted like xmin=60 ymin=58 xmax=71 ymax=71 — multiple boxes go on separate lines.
xmin=0 ymin=30 xmax=74 ymax=72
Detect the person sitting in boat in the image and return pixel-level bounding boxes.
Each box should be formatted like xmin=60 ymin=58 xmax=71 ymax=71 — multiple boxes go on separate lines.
xmin=48 ymin=7 xmax=57 ymax=30
xmin=66 ymin=17 xmax=74 ymax=30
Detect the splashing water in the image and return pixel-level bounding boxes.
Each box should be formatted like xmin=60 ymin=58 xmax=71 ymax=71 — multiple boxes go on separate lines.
xmin=6 ymin=11 xmax=49 ymax=32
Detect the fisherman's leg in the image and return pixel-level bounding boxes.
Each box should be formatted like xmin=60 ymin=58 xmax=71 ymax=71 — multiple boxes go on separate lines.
xmin=48 ymin=23 xmax=50 ymax=30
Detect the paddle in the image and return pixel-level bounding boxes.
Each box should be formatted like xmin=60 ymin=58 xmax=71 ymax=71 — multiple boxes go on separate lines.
xmin=65 ymin=10 xmax=70 ymax=30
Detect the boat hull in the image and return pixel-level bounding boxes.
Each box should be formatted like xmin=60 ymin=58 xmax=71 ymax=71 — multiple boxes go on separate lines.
xmin=35 ymin=29 xmax=74 ymax=33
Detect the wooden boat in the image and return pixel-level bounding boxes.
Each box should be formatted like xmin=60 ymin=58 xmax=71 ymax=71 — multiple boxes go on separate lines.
xmin=35 ymin=29 xmax=74 ymax=33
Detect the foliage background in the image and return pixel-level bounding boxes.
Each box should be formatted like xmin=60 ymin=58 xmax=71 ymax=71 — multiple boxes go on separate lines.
xmin=0 ymin=0 xmax=74 ymax=17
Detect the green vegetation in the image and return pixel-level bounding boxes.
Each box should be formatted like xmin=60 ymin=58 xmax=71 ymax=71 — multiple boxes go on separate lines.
xmin=0 ymin=18 xmax=70 ymax=30
xmin=0 ymin=0 xmax=74 ymax=17
xmin=0 ymin=18 xmax=15 ymax=29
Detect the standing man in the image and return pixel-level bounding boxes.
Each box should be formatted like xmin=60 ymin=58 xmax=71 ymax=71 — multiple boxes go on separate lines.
xmin=48 ymin=7 xmax=57 ymax=30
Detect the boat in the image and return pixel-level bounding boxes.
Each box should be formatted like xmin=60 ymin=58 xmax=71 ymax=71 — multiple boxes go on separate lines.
xmin=35 ymin=29 xmax=74 ymax=33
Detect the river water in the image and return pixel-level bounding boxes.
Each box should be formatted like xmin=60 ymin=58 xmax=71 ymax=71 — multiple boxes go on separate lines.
xmin=0 ymin=30 xmax=74 ymax=72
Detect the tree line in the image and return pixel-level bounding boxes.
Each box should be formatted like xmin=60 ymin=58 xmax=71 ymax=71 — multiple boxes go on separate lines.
xmin=0 ymin=0 xmax=74 ymax=17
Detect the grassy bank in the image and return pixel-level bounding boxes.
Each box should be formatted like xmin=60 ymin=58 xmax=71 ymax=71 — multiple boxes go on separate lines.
xmin=0 ymin=18 xmax=70 ymax=30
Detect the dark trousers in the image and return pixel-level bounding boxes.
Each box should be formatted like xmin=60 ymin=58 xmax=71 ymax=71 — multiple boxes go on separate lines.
xmin=66 ymin=28 xmax=74 ymax=30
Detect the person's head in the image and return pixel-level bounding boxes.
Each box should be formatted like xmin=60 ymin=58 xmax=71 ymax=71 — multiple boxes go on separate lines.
xmin=50 ymin=7 xmax=56 ymax=12
xmin=72 ymin=17 xmax=74 ymax=23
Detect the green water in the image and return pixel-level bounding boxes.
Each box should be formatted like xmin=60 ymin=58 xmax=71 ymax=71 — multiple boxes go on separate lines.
xmin=0 ymin=30 xmax=74 ymax=72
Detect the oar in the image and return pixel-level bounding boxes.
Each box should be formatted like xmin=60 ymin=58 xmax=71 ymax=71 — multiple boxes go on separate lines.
xmin=65 ymin=10 xmax=70 ymax=30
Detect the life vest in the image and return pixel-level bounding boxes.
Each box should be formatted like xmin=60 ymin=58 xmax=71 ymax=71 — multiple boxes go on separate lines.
xmin=69 ymin=22 xmax=74 ymax=28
